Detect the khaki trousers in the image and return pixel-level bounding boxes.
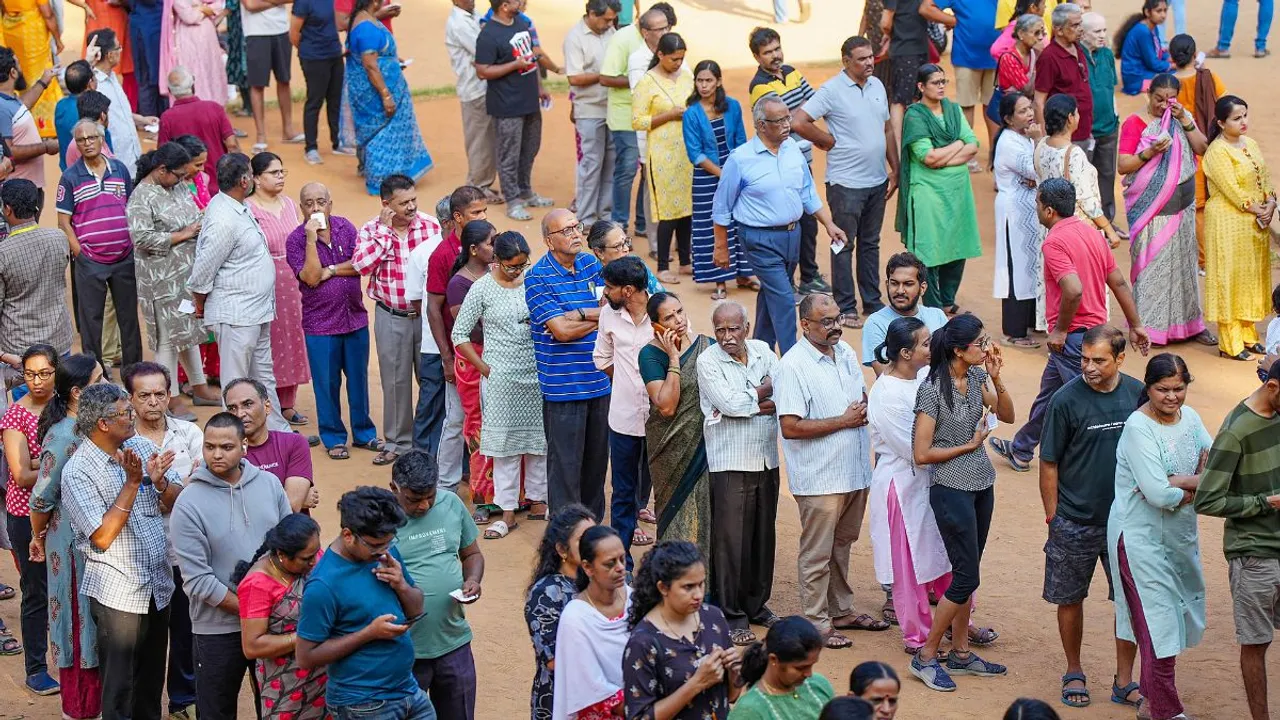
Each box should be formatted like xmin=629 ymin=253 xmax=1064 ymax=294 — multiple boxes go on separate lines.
xmin=794 ymin=489 xmax=869 ymax=633
xmin=460 ymin=96 xmax=498 ymax=192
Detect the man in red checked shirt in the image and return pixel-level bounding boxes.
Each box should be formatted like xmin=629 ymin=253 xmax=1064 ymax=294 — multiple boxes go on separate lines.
xmin=353 ymin=174 xmax=442 ymax=467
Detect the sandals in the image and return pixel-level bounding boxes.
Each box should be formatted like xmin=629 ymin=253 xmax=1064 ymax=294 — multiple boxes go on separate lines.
xmin=833 ymin=613 xmax=891 ymax=631
xmin=945 ymin=626 xmax=999 ymax=647
xmin=1061 ymin=672 xmax=1090 ymax=708
xmin=841 ymin=315 xmax=864 ymax=330
xmin=988 ymin=437 xmax=1030 ymax=473
xmin=824 ymin=630 xmax=853 ymax=649
xmin=527 ymin=502 xmax=548 ymax=521
xmin=729 ymin=628 xmax=757 ymax=646
xmin=632 ymin=528 xmax=654 ymax=546
xmin=522 ymin=194 xmax=555 ymax=208
xmin=0 ymin=629 xmax=21 ymax=656
xmin=736 ymin=277 xmax=761 ymax=291
xmin=881 ymin=598 xmax=899 ymax=626
xmin=472 ymin=507 xmax=492 ymax=525
xmin=484 ymin=520 xmax=516 ymax=539
xmin=327 ymin=445 xmax=350 ymax=460
xmin=1004 ymin=336 xmax=1042 ymax=348
xmin=637 ymin=507 xmax=657 ymax=525
xmin=709 ymin=287 xmax=727 ymax=301
xmin=507 ymin=204 xmax=533 ymax=221
xmin=353 ymin=438 xmax=385 ymax=452
xmin=283 ymin=409 xmax=309 ymax=426
xmin=1111 ymin=677 xmax=1142 ymax=707
xmin=656 ymin=270 xmax=681 ymax=285
xmin=1195 ymin=330 xmax=1219 ymax=346
xmin=372 ymin=450 xmax=399 ymax=466
xmin=0 ymin=584 xmax=13 ymax=601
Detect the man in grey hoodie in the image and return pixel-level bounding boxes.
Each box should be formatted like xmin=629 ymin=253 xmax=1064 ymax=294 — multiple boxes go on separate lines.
xmin=171 ymin=412 xmax=292 ymax=720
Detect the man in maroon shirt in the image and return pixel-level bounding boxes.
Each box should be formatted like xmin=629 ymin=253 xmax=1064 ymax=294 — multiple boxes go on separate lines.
xmin=223 ymin=377 xmax=320 ymax=513
xmin=157 ymin=68 xmax=241 ymax=186
xmin=1034 ymin=3 xmax=1094 ymax=147
xmin=425 ymin=185 xmax=489 ymax=385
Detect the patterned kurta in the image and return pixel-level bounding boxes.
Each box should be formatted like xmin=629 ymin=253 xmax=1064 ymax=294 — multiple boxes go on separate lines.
xmin=1203 ymin=137 xmax=1273 ymax=342
xmin=126 ymin=180 xmax=207 ymax=351
xmin=525 ymin=573 xmax=575 ymax=720
xmin=623 ymin=604 xmax=733 ymax=720
xmin=632 ymin=68 xmax=694 ymax=220
xmin=250 ymin=196 xmax=311 ymax=389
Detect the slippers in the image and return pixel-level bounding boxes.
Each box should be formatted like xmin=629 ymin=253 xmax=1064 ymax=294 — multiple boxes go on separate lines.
xmin=284 ymin=133 xmax=306 ymax=144
xmin=472 ymin=508 xmax=492 ymax=526
xmin=881 ymin=599 xmax=898 ymax=626
xmin=729 ymin=628 xmax=757 ymax=646
xmin=251 ymin=142 xmax=268 ymax=154
xmin=0 ymin=584 xmax=13 ymax=601
xmin=484 ymin=520 xmax=516 ymax=539
xmin=833 ymin=613 xmax=892 ymax=631
xmin=526 ymin=502 xmax=548 ymax=521
xmin=710 ymin=287 xmax=727 ymax=301
xmin=632 ymin=528 xmax=654 ymax=546
xmin=824 ymin=630 xmax=853 ymax=649
xmin=371 ymin=450 xmax=399 ymax=466
xmin=353 ymin=438 xmax=385 ymax=452
xmin=0 ymin=631 xmax=21 ymax=656
xmin=945 ymin=626 xmax=999 ymax=646
xmin=327 ymin=445 xmax=350 ymax=460
xmin=736 ymin=277 xmax=762 ymax=291
xmin=283 ymin=409 xmax=309 ymax=426
xmin=637 ymin=507 xmax=657 ymax=525
xmin=841 ymin=315 xmax=864 ymax=330
xmin=987 ymin=437 xmax=1030 ymax=472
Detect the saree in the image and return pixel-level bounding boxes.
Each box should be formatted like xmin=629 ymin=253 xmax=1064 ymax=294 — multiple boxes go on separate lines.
xmin=2 ymin=0 xmax=61 ymax=138
xmin=895 ymin=99 xmax=982 ymax=268
xmin=1123 ymin=110 xmax=1205 ymax=345
xmin=455 ymin=351 xmax=495 ymax=505
xmin=345 ymin=20 xmax=432 ymax=196
xmin=240 ymin=572 xmax=328 ymax=720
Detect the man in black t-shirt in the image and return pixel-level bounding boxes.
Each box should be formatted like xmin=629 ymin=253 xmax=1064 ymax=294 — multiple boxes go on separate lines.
xmin=1038 ymin=324 xmax=1143 ymax=709
xmin=475 ymin=0 xmax=554 ymax=221
xmin=880 ymin=0 xmax=930 ymax=144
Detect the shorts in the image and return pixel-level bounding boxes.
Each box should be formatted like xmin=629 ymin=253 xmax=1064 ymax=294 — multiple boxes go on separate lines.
xmin=245 ymin=33 xmax=292 ymax=88
xmin=1228 ymin=556 xmax=1280 ymax=645
xmin=954 ymin=67 xmax=997 ymax=107
xmin=1043 ymin=514 xmax=1114 ymax=605
xmin=888 ymin=53 xmax=928 ymax=106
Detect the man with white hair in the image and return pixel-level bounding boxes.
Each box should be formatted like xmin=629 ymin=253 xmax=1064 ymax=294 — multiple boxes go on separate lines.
xmin=1033 ymin=3 xmax=1093 ymax=148
xmin=157 ymin=67 xmax=241 ymax=187
xmin=1080 ymin=11 xmax=1121 ymax=233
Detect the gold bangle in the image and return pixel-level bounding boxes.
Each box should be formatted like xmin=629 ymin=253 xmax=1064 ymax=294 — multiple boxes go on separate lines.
xmin=667 ymin=368 xmax=681 ymax=376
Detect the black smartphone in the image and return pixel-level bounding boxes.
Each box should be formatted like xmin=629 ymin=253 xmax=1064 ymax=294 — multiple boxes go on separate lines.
xmin=403 ymin=612 xmax=428 ymax=627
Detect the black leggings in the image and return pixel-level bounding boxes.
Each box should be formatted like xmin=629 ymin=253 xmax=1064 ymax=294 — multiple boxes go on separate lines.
xmin=930 ymin=483 xmax=994 ymax=604
xmin=656 ymin=216 xmax=692 ymax=271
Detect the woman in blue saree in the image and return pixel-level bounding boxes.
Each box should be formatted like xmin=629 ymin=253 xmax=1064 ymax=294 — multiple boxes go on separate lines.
xmin=345 ymin=0 xmax=432 ymax=195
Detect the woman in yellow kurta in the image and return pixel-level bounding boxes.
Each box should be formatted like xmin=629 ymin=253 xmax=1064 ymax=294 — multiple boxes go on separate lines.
xmin=1 ymin=0 xmax=62 ymax=138
xmin=1203 ymin=94 xmax=1276 ymax=360
xmin=632 ymin=32 xmax=693 ymax=285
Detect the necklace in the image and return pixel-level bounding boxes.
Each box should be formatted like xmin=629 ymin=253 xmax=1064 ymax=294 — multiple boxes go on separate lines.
xmin=586 ymin=585 xmax=621 ymax=616
xmin=657 ymin=606 xmax=701 ymax=643
xmin=759 ymin=678 xmax=799 ymax=698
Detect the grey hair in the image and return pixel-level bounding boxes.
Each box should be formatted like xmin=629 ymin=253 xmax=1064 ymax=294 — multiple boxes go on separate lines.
xmin=1051 ymin=2 xmax=1081 ymax=29
xmin=752 ymin=94 xmax=786 ymax=125
xmin=711 ymin=300 xmax=748 ymax=325
xmin=167 ymin=66 xmax=195 ymax=97
xmin=72 ymin=118 xmax=105 ymax=139
xmin=1015 ymin=13 xmax=1044 ymax=36
xmin=75 ymin=384 xmax=129 ymax=438
xmin=434 ymin=195 xmax=451 ymax=222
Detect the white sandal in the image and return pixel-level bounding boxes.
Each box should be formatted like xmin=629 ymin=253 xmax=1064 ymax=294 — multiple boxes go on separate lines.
xmin=483 ymin=520 xmax=515 ymax=539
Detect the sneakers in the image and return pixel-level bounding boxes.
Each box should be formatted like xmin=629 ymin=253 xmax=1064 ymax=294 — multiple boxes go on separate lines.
xmin=304 ymin=149 xmax=323 ymax=165
xmin=26 ymin=671 xmax=60 ymax=695
xmin=333 ymin=145 xmax=357 ymax=156
xmin=797 ymin=275 xmax=831 ymax=294
xmin=945 ymin=649 xmax=1007 ymax=677
xmin=910 ymin=653 xmax=956 ymax=692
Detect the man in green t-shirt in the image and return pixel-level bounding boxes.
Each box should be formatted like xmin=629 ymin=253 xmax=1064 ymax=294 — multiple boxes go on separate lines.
xmin=392 ymin=450 xmax=484 ymax=720
xmin=1038 ymin=325 xmax=1143 ymax=708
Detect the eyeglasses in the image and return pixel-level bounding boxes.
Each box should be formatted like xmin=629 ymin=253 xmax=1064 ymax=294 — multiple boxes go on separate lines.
xmin=261 ymin=168 xmax=288 ymax=178
xmin=354 ymin=534 xmax=395 ymax=555
xmin=104 ymin=406 xmax=137 ymax=421
xmin=803 ymin=314 xmax=845 ymax=329
xmin=603 ymin=237 xmax=632 ymax=252
xmin=926 ymin=78 xmax=949 ymax=87
xmin=761 ymin=115 xmax=792 ymax=126
xmin=967 ymin=336 xmax=992 ymax=350
xmin=22 ymin=369 xmax=54 ymax=381
xmin=547 ymin=221 xmax=585 ymax=239
xmin=499 ymin=260 xmax=531 ymax=275
xmin=74 ymin=135 xmax=103 ymax=144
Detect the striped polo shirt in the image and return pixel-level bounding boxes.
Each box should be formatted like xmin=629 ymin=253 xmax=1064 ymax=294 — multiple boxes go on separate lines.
xmin=749 ymin=64 xmax=815 ymax=162
xmin=56 ymin=157 xmax=134 ymax=264
xmin=525 ymin=252 xmax=611 ymax=403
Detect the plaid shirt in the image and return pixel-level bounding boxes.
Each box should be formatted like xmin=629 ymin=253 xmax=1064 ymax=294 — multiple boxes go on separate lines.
xmin=62 ymin=436 xmax=180 ymax=614
xmin=0 ymin=223 xmax=75 ymax=355
xmin=352 ymin=211 xmax=441 ymax=311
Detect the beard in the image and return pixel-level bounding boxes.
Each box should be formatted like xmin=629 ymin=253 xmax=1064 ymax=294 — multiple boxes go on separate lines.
xmin=606 ymin=296 xmax=625 ymax=311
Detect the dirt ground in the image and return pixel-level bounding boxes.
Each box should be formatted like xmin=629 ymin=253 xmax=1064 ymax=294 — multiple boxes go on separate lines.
xmin=2 ymin=1 xmax=1278 ymax=718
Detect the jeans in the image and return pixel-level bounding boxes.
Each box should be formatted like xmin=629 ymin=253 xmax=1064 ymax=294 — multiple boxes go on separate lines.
xmin=494 ymin=112 xmax=542 ymax=205
xmin=740 ymin=224 xmax=801 ymax=354
xmin=166 ymin=567 xmax=196 ymax=713
xmin=930 ymin=484 xmax=995 ymax=605
xmin=414 ymin=351 xmax=448 ymax=454
xmin=300 ymin=56 xmax=344 ymax=151
xmin=1087 ymin=131 xmax=1119 ymax=223
xmin=609 ymin=129 xmax=647 ymax=232
xmin=1166 ymin=0 xmax=1187 ymax=38
xmin=827 ymin=182 xmax=887 ymax=316
xmin=91 ymin=597 xmax=169 ymax=720
xmin=193 ymin=631 xmax=258 ymax=720
xmin=6 ymin=513 xmax=48 ymax=676
xmin=307 ymin=328 xmax=377 ymax=450
xmin=329 ymin=688 xmax=437 ymax=720
xmin=1011 ymin=330 xmax=1085 ymax=462
xmin=544 ymin=395 xmax=611 ymax=518
xmin=411 ymin=643 xmax=476 ymax=720
xmin=1218 ymin=0 xmax=1275 ymax=51
xmin=608 ymin=430 xmax=650 ymax=571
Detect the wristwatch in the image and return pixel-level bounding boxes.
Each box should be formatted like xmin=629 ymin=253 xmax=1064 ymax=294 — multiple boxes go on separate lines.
xmin=576 ymin=308 xmax=587 ymax=321
xmin=326 ymin=264 xmax=336 ymax=275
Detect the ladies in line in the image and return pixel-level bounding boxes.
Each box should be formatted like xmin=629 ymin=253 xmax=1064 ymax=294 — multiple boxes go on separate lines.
xmin=525 ymin=505 xmax=596 ymax=720
xmin=727 ymin=615 xmax=832 ymax=719
xmin=1203 ymin=95 xmax=1276 ymax=360
xmin=909 ymin=315 xmax=1014 ymax=692
xmin=1118 ymin=73 xmax=1211 ymax=347
xmin=992 ymin=92 xmax=1046 ymax=347
xmin=1108 ymin=353 xmax=1209 ymax=720
xmin=623 ymin=541 xmax=740 ymax=720
xmin=125 ymin=142 xmax=222 ymax=418
xmin=452 ymin=230 xmax=549 ymax=540
xmin=1 ymin=345 xmax=59 ymax=693
xmin=1117 ymin=0 xmax=1173 ymax=96
xmin=682 ymin=59 xmax=753 ymax=299
xmin=234 ymin=513 xmax=329 ymax=719
xmin=632 ymin=32 xmax=694 ymax=285
xmin=248 ymin=152 xmax=312 ymax=425
xmin=895 ymin=64 xmax=981 ymax=314
xmin=29 ymin=354 xmax=106 ymax=718
xmin=1034 ymin=94 xmax=1122 ymax=248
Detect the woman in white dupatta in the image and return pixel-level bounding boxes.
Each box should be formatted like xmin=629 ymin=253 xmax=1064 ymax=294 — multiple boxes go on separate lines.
xmin=867 ymin=316 xmax=953 ymax=655
xmin=992 ymin=92 xmax=1047 ymax=347
xmin=552 ymin=525 xmax=632 ymax=720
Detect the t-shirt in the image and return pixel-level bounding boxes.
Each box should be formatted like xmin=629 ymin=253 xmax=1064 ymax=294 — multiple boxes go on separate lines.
xmin=1043 ymin=216 xmax=1117 ymax=331
xmin=245 ymin=430 xmax=313 ymax=491
xmin=884 ymin=0 xmax=928 ymax=58
xmin=297 ymin=546 xmax=419 ymax=707
xmin=425 ymin=231 xmax=462 ymax=352
xmin=935 ymin=0 xmax=1001 ymax=70
xmin=395 ymin=491 xmax=479 ymax=659
xmin=0 ymin=92 xmax=46 ymax=186
xmin=242 ymin=4 xmax=290 ymax=36
xmin=292 ymin=0 xmax=344 ymax=60
xmin=1196 ymin=402 xmax=1280 ymax=560
xmin=474 ymin=15 xmax=540 ymax=118
xmin=1040 ymin=374 xmax=1145 ymax=525
xmin=404 ymin=230 xmax=447 ymax=355
xmin=601 ymin=25 xmax=644 ymax=132
xmin=861 ymin=304 xmax=948 ymax=365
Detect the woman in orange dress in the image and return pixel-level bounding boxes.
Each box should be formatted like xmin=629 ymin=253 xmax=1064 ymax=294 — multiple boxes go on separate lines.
xmin=67 ymin=0 xmax=133 ymax=94
xmin=1 ymin=0 xmax=62 ymax=137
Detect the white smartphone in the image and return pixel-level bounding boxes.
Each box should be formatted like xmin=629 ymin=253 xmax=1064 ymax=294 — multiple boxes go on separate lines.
xmin=449 ymin=588 xmax=479 ymax=604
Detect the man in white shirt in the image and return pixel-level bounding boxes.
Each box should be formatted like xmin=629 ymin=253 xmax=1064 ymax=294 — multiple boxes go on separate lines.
xmin=445 ymin=0 xmax=501 ymax=203
xmin=564 ymin=0 xmax=618 ymax=224
xmin=86 ymin=28 xmax=153 ymax=176
xmin=242 ymin=0 xmax=301 ymax=151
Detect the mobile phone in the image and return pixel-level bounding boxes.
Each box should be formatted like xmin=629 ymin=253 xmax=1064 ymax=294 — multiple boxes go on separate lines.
xmin=403 ymin=612 xmax=428 ymax=627
xmin=652 ymin=321 xmax=668 ymax=335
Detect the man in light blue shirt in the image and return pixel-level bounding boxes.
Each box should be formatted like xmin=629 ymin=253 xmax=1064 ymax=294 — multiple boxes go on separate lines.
xmin=712 ymin=95 xmax=846 ymax=354
xmin=861 ymin=252 xmax=948 ymax=375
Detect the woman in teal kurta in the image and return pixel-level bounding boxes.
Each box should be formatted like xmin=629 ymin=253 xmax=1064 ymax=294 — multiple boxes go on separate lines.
xmin=1108 ymin=353 xmax=1209 ymax=720
xmin=896 ymin=64 xmax=983 ymax=314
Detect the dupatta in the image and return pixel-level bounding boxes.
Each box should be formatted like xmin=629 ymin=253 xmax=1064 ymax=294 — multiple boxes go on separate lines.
xmin=1122 ymin=109 xmax=1191 ymax=259
xmin=895 ymin=98 xmax=966 ymax=234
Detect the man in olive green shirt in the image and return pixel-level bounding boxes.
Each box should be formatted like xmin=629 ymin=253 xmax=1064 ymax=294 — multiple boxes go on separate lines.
xmin=1081 ymin=12 xmax=1120 ymax=230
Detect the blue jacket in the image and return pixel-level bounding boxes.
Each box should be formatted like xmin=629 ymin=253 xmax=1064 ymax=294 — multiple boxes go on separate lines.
xmin=1120 ymin=22 xmax=1172 ymax=95
xmin=682 ymin=97 xmax=747 ymax=168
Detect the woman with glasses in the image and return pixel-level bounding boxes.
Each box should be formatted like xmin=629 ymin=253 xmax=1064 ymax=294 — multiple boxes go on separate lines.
xmin=248 ymin=152 xmax=312 ymax=426
xmin=587 ymin=219 xmax=664 ymax=296
xmin=896 ymin=64 xmax=982 ymax=314
xmin=127 ymin=142 xmax=223 ymax=419
xmin=2 ymin=345 xmax=59 ymax=693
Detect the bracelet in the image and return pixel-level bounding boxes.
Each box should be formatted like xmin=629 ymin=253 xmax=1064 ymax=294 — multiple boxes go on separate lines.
xmin=1181 ymin=122 xmax=1195 ymax=132
xmin=112 ymin=504 xmax=131 ymax=514
xmin=667 ymin=368 xmax=681 ymax=376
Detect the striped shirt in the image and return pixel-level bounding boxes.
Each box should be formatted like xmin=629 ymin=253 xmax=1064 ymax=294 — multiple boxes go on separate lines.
xmin=188 ymin=192 xmax=277 ymax=327
xmin=525 ymin=252 xmax=611 ymax=402
xmin=56 ymin=157 xmax=134 ymax=264
xmin=1195 ymin=402 xmax=1280 ymax=560
xmin=774 ymin=339 xmax=871 ymax=496
xmin=748 ymin=64 xmax=815 ymax=162
xmin=696 ymin=339 xmax=780 ymax=473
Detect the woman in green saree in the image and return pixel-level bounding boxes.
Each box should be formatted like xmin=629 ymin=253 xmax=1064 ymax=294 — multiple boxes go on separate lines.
xmin=895 ymin=63 xmax=984 ymax=314
xmin=638 ymin=292 xmax=714 ymax=572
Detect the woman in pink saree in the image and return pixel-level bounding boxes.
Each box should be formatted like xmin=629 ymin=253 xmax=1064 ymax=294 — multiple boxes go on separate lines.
xmin=1118 ymin=73 xmax=1211 ymax=347
xmin=158 ymin=0 xmax=228 ymax=106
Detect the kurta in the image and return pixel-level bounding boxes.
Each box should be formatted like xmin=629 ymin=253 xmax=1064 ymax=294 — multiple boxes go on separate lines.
xmin=159 ymin=0 xmax=228 ymax=105
xmin=632 ymin=67 xmax=694 ymax=221
xmin=993 ymin=130 xmax=1045 ymax=302
xmin=1034 ymin=138 xmax=1105 ymax=223
xmin=1203 ymin=137 xmax=1273 ymax=331
xmin=899 ymin=102 xmax=982 ymax=267
xmin=1108 ymin=407 xmax=1211 ymax=660
xmin=525 ymin=573 xmax=575 ymax=720
xmin=2 ymin=0 xmax=61 ymax=137
xmin=250 ymin=196 xmax=311 ymax=389
xmin=126 ymin=180 xmax=208 ymax=351
xmin=450 ymin=272 xmax=546 ymax=457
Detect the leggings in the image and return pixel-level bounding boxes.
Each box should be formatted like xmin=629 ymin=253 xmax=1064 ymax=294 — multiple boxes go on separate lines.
xmin=656 ymin=216 xmax=692 ymax=271
xmin=154 ymin=345 xmax=206 ymax=396
xmin=929 ymin=483 xmax=994 ymax=605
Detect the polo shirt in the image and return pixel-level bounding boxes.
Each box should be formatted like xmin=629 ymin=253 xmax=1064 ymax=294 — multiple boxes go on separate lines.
xmin=601 ymin=24 xmax=644 ymax=132
xmin=1035 ymin=40 xmax=1093 ymax=142
xmin=292 ymin=0 xmax=344 ymax=60
xmin=713 ymin=136 xmax=822 ymax=229
xmin=1043 ymin=216 xmax=1116 ymax=331
xmin=524 ymin=252 xmax=611 ymax=402
xmin=801 ymin=72 xmax=889 ymax=190
xmin=748 ymin=64 xmax=814 ymax=161
xmin=563 ymin=18 xmax=614 ymax=119
xmin=1084 ymin=46 xmax=1119 ymax=137
xmin=935 ymin=0 xmax=1001 ymax=70
xmin=56 ymin=157 xmax=134 ymax=264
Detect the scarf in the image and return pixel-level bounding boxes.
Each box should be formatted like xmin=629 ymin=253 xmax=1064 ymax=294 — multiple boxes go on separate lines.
xmin=895 ymin=98 xmax=966 ymax=234
xmin=551 ymin=589 xmax=633 ymax=720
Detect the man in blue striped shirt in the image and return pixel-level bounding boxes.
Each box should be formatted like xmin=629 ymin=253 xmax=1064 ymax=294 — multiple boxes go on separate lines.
xmin=525 ymin=208 xmax=612 ymax=518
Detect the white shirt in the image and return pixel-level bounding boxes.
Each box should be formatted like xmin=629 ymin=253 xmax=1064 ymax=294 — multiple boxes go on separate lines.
xmin=92 ymin=69 xmax=141 ymax=177
xmin=404 ymin=225 xmax=447 ymax=355
xmin=242 ymin=5 xmax=289 ymax=36
xmin=445 ymin=6 xmax=487 ymax=103
xmin=696 ymin=339 xmax=780 ymax=472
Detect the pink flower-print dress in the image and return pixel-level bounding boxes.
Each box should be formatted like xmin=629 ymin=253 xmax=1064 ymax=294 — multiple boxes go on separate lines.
xmin=251 ymin=196 xmax=311 ymax=392
xmin=237 ymin=571 xmax=329 ymax=719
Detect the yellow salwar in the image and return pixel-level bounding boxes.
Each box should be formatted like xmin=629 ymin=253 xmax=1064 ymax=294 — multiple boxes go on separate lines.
xmin=1 ymin=0 xmax=61 ymax=138
xmin=1203 ymin=136 xmax=1274 ymax=356
xmin=632 ymin=68 xmax=693 ymax=221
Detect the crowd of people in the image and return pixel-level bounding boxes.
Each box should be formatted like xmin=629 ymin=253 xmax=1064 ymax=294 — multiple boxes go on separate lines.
xmin=0 ymin=1 xmax=1278 ymax=720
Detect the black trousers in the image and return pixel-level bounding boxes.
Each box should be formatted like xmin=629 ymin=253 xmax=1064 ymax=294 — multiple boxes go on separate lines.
xmin=656 ymin=216 xmax=692 ymax=271
xmin=827 ymin=182 xmax=887 ymax=316
xmin=91 ymin=597 xmax=170 ymax=720
xmin=411 ymin=643 xmax=477 ymax=720
xmin=167 ymin=566 xmax=197 ymax=713
xmin=710 ymin=469 xmax=780 ymax=629
xmin=194 ymin=631 xmax=260 ymax=720
xmin=799 ymin=211 xmax=819 ymax=284
xmin=543 ymin=395 xmax=610 ymax=519
xmin=74 ymin=254 xmax=143 ymax=369
xmin=1000 ymin=227 xmax=1036 ymax=339
xmin=930 ymin=484 xmax=995 ymax=605
xmin=300 ymin=56 xmax=344 ymax=152
xmin=6 ymin=513 xmax=47 ymax=676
